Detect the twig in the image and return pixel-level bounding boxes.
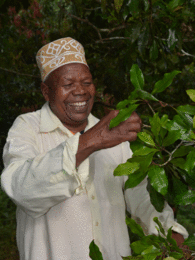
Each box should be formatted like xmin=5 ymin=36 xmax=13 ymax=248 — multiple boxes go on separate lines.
xmin=181 ymin=49 xmax=195 ymax=58
xmin=95 ymin=37 xmax=131 ymax=43
xmin=145 ymin=100 xmax=155 ymax=115
xmin=158 ymin=141 xmax=184 ymax=167
xmin=0 ymin=67 xmax=39 ymax=78
xmin=66 ymin=12 xmax=102 ymax=41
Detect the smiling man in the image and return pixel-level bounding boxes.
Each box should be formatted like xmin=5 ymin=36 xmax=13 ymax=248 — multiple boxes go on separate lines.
xmin=1 ymin=38 xmax=188 ymax=260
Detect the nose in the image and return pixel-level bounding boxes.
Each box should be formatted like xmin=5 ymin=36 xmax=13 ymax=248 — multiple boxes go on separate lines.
xmin=73 ymin=82 xmax=87 ymax=95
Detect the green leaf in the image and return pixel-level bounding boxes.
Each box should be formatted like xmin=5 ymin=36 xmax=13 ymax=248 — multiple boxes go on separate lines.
xmin=114 ymin=161 xmax=140 ymax=176
xmin=183 ymin=235 xmax=195 ymax=250
xmin=164 ymin=256 xmax=176 ymax=260
xmin=131 ymin=239 xmax=152 ymax=254
xmin=169 ymin=252 xmax=184 ymax=259
xmin=166 ymin=227 xmax=177 ymax=247
xmin=138 ymin=132 xmax=156 ymax=146
xmin=109 ymin=104 xmax=139 ymax=129
xmin=160 ymin=114 xmax=169 ymax=127
xmin=138 ymin=24 xmax=150 ymax=57
xmin=167 ymin=29 xmax=177 ymax=51
xmin=176 ymin=110 xmax=193 ymax=129
xmin=193 ymin=115 xmax=195 ymax=128
xmin=126 ymin=217 xmax=145 ymax=238
xmin=128 ymin=23 xmax=142 ymax=44
xmin=141 ymin=245 xmax=161 ymax=260
xmin=147 ymin=180 xmax=165 ymax=212
xmin=132 ymin=146 xmax=159 ymax=156
xmin=170 ymin=158 xmax=186 ymax=170
xmin=150 ymin=40 xmax=158 ymax=61
xmin=172 ymin=146 xmax=194 ymax=158
xmin=148 ymin=165 xmax=168 ymax=196
xmin=122 ymin=256 xmax=144 ymax=260
xmin=137 ymin=90 xmax=159 ymax=101
xmin=177 ymin=105 xmax=195 ymax=115
xmin=89 ymin=240 xmax=103 ymax=260
xmin=116 ymin=99 xmax=130 ymax=109
xmin=125 ymin=171 xmax=147 ymax=189
xmin=114 ymin=0 xmax=124 ymax=13
xmin=184 ymin=150 xmax=195 ymax=174
xmin=130 ymin=64 xmax=144 ymax=90
xmin=152 ymin=71 xmax=181 ymax=94
xmin=150 ymin=113 xmax=161 ymax=138
xmin=174 ymin=189 xmax=195 ymax=205
xmin=167 ymin=0 xmax=185 ymax=11
xmin=162 ymin=130 xmax=182 ymax=147
xmin=186 ymin=89 xmax=195 ymax=102
xmin=153 ymin=217 xmax=166 ymax=236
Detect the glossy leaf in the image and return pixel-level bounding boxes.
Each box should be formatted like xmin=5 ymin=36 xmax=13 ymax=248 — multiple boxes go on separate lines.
xmin=169 ymin=252 xmax=184 ymax=259
xmin=125 ymin=170 xmax=147 ymax=189
xmin=150 ymin=113 xmax=161 ymax=138
xmin=152 ymin=71 xmax=181 ymax=94
xmin=132 ymin=146 xmax=159 ymax=156
xmin=172 ymin=146 xmax=194 ymax=158
xmin=114 ymin=161 xmax=140 ymax=176
xmin=160 ymin=114 xmax=169 ymax=127
xmin=89 ymin=240 xmax=103 ymax=260
xmin=114 ymin=0 xmax=124 ymax=13
xmin=137 ymin=132 xmax=156 ymax=146
xmin=141 ymin=245 xmax=161 ymax=260
xmin=193 ymin=115 xmax=195 ymax=128
xmin=176 ymin=110 xmax=193 ymax=129
xmin=131 ymin=238 xmax=153 ymax=255
xmin=170 ymin=158 xmax=186 ymax=170
xmin=130 ymin=64 xmax=144 ymax=90
xmin=186 ymin=89 xmax=195 ymax=102
xmin=128 ymin=0 xmax=140 ymax=16
xmin=184 ymin=151 xmax=195 ymax=175
xmin=174 ymin=189 xmax=195 ymax=205
xmin=126 ymin=217 xmax=145 ymax=238
xmin=177 ymin=104 xmax=195 ymax=115
xmin=116 ymin=99 xmax=130 ymax=109
xmin=167 ymin=227 xmax=177 ymax=247
xmin=153 ymin=217 xmax=166 ymax=236
xmin=162 ymin=130 xmax=182 ymax=147
xmin=109 ymin=104 xmax=139 ymax=129
xmin=148 ymin=165 xmax=168 ymax=196
xmin=137 ymin=89 xmax=159 ymax=101
xmin=147 ymin=181 xmax=165 ymax=212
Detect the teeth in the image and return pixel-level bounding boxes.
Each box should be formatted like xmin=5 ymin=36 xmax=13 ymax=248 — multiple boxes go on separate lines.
xmin=69 ymin=101 xmax=87 ymax=106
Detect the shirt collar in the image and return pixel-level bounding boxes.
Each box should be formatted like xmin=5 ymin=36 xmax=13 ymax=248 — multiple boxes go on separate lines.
xmin=39 ymin=102 xmax=98 ymax=135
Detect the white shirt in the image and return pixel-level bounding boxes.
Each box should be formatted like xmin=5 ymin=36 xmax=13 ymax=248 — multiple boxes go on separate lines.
xmin=1 ymin=102 xmax=188 ymax=260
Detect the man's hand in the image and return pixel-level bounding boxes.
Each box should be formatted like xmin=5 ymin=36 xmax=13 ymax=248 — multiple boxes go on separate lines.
xmin=76 ymin=110 xmax=142 ymax=168
xmin=86 ymin=110 xmax=142 ymax=151
xmin=172 ymin=231 xmax=185 ymax=247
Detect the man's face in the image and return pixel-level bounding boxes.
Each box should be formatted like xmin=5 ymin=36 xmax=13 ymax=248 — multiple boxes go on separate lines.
xmin=42 ymin=63 xmax=95 ymax=132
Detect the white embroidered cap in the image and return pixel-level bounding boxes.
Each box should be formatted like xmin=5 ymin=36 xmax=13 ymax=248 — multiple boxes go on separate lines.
xmin=36 ymin=37 xmax=88 ymax=82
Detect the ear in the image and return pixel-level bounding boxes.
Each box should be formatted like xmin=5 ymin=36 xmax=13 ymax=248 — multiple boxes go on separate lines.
xmin=41 ymin=82 xmax=50 ymax=101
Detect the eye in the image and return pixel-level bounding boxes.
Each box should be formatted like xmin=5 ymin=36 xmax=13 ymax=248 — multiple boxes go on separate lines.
xmin=83 ymin=82 xmax=92 ymax=86
xmin=63 ymin=83 xmax=72 ymax=88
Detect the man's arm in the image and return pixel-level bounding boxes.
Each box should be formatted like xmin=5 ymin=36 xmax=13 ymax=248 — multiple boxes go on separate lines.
xmin=76 ymin=110 xmax=142 ymax=168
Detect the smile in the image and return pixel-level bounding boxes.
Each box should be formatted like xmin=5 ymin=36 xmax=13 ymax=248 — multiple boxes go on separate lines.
xmin=69 ymin=101 xmax=87 ymax=106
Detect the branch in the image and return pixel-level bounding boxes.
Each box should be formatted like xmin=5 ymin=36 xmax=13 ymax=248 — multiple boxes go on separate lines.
xmin=158 ymin=141 xmax=184 ymax=167
xmin=181 ymin=49 xmax=195 ymax=58
xmin=95 ymin=37 xmax=131 ymax=43
xmin=0 ymin=67 xmax=39 ymax=78
xmin=65 ymin=12 xmax=102 ymax=41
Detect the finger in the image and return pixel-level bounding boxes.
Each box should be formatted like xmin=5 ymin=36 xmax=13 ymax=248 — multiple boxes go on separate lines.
xmin=126 ymin=131 xmax=138 ymax=142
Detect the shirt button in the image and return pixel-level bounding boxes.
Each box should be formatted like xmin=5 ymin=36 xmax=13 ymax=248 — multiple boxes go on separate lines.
xmin=91 ymin=195 xmax=95 ymax=200
xmin=95 ymin=222 xmax=99 ymax=226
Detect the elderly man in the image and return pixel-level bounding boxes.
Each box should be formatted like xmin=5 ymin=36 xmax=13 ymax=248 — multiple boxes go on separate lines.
xmin=1 ymin=38 xmax=188 ymax=260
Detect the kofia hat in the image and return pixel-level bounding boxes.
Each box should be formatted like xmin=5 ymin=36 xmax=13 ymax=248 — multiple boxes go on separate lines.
xmin=36 ymin=37 xmax=88 ymax=82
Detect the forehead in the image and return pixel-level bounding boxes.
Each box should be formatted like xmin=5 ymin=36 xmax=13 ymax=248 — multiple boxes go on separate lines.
xmin=51 ymin=63 xmax=91 ymax=81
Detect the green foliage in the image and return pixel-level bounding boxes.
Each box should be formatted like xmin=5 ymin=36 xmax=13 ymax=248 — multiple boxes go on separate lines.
xmin=89 ymin=217 xmax=195 ymax=259
xmin=110 ymin=64 xmax=195 ymax=214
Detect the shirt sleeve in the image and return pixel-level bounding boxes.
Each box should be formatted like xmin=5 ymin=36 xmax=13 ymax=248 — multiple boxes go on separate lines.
xmin=122 ymin=141 xmax=189 ymax=239
xmin=1 ymin=116 xmax=89 ymax=218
